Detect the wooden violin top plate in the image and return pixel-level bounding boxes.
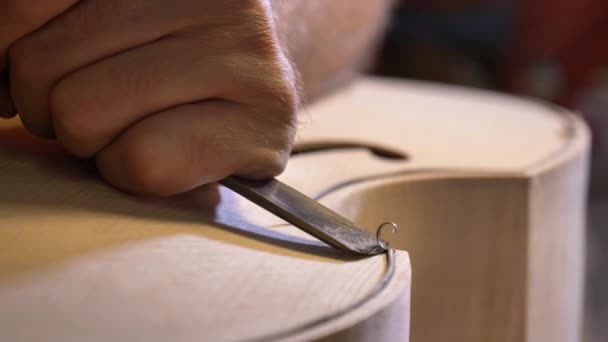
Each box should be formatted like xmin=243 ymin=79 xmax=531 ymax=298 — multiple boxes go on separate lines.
xmin=0 ymin=77 xmax=589 ymax=342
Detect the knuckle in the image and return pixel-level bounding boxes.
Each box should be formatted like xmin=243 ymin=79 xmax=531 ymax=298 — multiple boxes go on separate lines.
xmin=260 ymin=57 xmax=299 ymax=107
xmin=238 ymin=118 xmax=294 ymax=180
xmin=240 ymin=146 xmax=290 ymax=179
xmin=9 ymin=37 xmax=41 ymax=83
xmin=119 ymin=139 xmax=168 ymax=195
xmin=228 ymin=53 xmax=299 ymax=124
xmin=267 ymin=106 xmax=297 ymax=144
xmin=229 ymin=0 xmax=281 ymax=58
xmin=49 ymin=80 xmax=98 ymax=156
xmin=9 ymin=37 xmax=57 ymax=138
xmin=9 ymin=30 xmax=64 ymax=95
xmin=264 ymin=149 xmax=289 ymax=176
xmin=267 ymin=74 xmax=299 ymax=116
xmin=239 ymin=28 xmax=278 ymax=58
xmin=255 ymin=82 xmax=299 ymax=132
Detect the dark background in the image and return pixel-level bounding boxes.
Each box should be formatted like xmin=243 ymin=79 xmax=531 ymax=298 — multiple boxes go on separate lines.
xmin=372 ymin=1 xmax=608 ymax=340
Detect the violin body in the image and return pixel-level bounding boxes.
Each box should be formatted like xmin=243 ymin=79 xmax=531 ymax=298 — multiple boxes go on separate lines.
xmin=0 ymin=77 xmax=589 ymax=341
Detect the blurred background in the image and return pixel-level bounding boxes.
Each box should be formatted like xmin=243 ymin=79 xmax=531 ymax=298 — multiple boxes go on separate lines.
xmin=371 ymin=1 xmax=607 ymax=341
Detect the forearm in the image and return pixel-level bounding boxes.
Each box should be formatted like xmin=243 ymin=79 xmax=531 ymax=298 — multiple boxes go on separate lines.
xmin=273 ymin=0 xmax=394 ymax=102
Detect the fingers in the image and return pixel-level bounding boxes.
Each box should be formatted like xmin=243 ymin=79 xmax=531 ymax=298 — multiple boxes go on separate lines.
xmin=96 ymin=100 xmax=295 ymax=196
xmin=50 ymin=30 xmax=292 ymax=157
xmin=0 ymin=0 xmax=77 ymax=118
xmin=7 ymin=0 xmax=300 ymax=196
xmin=0 ymin=0 xmax=78 ymax=68
xmin=9 ymin=0 xmax=202 ymax=136
xmin=49 ymin=35 xmax=234 ymax=157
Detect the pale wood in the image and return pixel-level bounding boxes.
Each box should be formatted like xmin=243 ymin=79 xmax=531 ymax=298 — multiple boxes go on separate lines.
xmin=0 ymin=77 xmax=589 ymax=341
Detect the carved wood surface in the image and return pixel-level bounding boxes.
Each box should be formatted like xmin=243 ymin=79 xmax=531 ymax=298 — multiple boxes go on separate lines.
xmin=0 ymin=77 xmax=589 ymax=341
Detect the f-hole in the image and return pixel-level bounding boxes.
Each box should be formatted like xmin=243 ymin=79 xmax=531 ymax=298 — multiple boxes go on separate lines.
xmin=291 ymin=141 xmax=409 ymax=161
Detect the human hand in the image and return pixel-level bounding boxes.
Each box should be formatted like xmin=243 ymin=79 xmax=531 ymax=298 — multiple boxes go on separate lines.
xmin=1 ymin=1 xmax=79 ymax=117
xmin=2 ymin=0 xmax=298 ymax=196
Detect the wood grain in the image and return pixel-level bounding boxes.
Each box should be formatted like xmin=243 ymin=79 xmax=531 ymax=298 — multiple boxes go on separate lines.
xmin=0 ymin=77 xmax=589 ymax=341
